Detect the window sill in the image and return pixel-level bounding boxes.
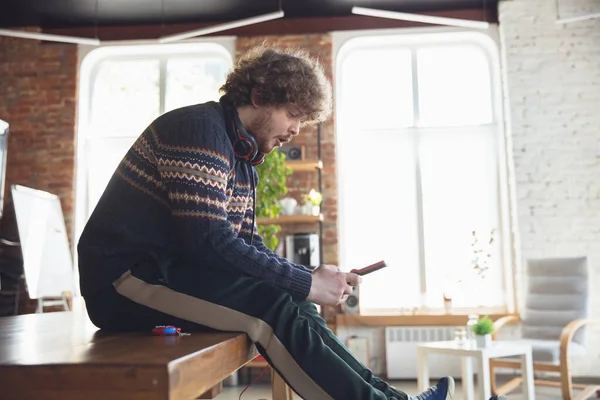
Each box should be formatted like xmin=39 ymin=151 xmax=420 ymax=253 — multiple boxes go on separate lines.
xmin=336 ymin=312 xmax=514 ymax=327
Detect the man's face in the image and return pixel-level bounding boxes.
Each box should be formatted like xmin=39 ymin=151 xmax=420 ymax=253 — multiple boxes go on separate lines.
xmin=247 ymin=106 xmax=302 ymax=154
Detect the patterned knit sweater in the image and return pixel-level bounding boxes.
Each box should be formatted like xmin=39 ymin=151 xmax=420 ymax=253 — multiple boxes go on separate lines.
xmin=77 ymin=102 xmax=313 ymax=300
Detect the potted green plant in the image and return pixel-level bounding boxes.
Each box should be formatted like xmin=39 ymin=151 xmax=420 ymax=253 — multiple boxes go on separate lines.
xmin=471 ymin=315 xmax=495 ymax=348
xmin=254 ymin=150 xmax=292 ymax=251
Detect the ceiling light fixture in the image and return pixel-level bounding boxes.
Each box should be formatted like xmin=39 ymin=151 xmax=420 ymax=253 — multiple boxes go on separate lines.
xmin=158 ymin=10 xmax=284 ymax=43
xmin=351 ymin=6 xmax=490 ymax=30
xmin=0 ymin=28 xmax=101 ymax=46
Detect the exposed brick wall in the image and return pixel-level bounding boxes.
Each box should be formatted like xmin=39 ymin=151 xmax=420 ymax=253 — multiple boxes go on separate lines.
xmin=0 ymin=29 xmax=78 ymax=313
xmin=0 ymin=31 xmax=77 ymax=240
xmin=499 ymin=0 xmax=600 ymax=376
xmin=236 ymin=35 xmax=338 ymax=265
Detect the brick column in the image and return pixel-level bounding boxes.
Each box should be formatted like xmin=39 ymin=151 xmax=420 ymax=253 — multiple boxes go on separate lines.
xmin=236 ymin=35 xmax=339 ymax=265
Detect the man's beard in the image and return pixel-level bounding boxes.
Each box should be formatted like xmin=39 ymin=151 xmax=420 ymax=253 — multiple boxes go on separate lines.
xmin=247 ymin=108 xmax=273 ymax=153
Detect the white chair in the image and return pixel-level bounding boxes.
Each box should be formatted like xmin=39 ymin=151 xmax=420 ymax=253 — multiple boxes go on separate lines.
xmin=490 ymin=257 xmax=600 ymax=400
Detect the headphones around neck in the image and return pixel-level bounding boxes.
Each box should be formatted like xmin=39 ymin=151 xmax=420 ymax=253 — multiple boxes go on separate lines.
xmin=220 ymin=97 xmax=265 ymax=166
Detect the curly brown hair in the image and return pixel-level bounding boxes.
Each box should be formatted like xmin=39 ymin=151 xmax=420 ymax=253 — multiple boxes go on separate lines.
xmin=220 ymin=45 xmax=332 ymax=126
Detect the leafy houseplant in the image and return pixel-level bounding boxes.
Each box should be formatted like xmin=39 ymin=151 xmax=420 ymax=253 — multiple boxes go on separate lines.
xmin=471 ymin=315 xmax=495 ymax=348
xmin=303 ymin=189 xmax=323 ymax=206
xmin=254 ymin=150 xmax=292 ymax=251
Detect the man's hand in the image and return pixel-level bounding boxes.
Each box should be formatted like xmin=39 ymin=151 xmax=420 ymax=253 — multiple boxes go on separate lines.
xmin=306 ymin=264 xmax=361 ymax=306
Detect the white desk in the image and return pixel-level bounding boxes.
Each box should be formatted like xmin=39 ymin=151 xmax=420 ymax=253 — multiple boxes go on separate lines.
xmin=417 ymin=340 xmax=535 ymax=400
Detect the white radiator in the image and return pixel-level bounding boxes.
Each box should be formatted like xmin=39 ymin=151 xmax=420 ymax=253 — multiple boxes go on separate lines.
xmin=385 ymin=326 xmax=464 ymax=379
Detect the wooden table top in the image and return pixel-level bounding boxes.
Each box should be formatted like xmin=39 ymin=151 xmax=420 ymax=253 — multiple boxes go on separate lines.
xmin=0 ymin=311 xmax=257 ymax=399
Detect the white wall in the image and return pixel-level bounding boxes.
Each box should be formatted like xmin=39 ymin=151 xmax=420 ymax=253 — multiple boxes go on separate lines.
xmin=499 ymin=0 xmax=600 ymax=376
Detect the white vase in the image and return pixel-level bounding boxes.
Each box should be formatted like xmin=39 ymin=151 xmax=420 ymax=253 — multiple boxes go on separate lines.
xmin=279 ymin=197 xmax=297 ymax=215
xmin=300 ymin=203 xmax=312 ymax=215
xmin=443 ymin=299 xmax=452 ymax=314
xmin=475 ymin=334 xmax=492 ymax=348
xmin=311 ymin=205 xmax=320 ymax=216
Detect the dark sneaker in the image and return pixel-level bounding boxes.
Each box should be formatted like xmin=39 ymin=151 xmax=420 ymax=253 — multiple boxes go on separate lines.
xmin=489 ymin=396 xmax=508 ymax=400
xmin=411 ymin=377 xmax=455 ymax=400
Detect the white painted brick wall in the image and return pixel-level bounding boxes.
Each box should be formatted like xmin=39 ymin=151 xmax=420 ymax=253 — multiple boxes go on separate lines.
xmin=499 ymin=0 xmax=600 ymax=377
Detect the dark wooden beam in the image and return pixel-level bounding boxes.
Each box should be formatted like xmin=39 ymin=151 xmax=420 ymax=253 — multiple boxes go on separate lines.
xmin=43 ymin=9 xmax=498 ymax=41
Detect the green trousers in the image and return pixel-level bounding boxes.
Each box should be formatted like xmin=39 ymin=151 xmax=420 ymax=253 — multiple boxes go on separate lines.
xmin=85 ymin=261 xmax=409 ymax=400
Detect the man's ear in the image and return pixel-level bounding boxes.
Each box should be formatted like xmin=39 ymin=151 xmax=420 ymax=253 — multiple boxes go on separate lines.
xmin=250 ymin=88 xmax=261 ymax=108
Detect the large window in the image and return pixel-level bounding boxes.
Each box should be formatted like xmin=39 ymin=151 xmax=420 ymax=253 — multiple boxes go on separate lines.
xmin=75 ymin=42 xmax=232 ymax=245
xmin=336 ymin=32 xmax=513 ymax=313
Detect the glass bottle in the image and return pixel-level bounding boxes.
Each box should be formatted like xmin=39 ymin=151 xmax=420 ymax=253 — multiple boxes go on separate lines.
xmin=466 ymin=314 xmax=479 ymax=344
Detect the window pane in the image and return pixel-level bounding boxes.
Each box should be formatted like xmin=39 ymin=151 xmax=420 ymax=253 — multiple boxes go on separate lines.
xmin=337 ymin=35 xmax=508 ymax=313
xmin=340 ymin=48 xmax=414 ymax=130
xmin=86 ymin=137 xmax=138 ymax=214
xmin=165 ymin=57 xmax=230 ymax=112
xmin=417 ymin=46 xmax=493 ymax=127
xmin=419 ymin=127 xmax=504 ymax=308
xmin=92 ymin=59 xmax=160 ymax=136
xmin=339 ymin=129 xmax=421 ymax=310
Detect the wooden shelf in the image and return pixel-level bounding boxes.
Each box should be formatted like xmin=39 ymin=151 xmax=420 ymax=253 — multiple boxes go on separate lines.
xmin=285 ymin=160 xmax=322 ymax=172
xmin=257 ymin=214 xmax=323 ymax=225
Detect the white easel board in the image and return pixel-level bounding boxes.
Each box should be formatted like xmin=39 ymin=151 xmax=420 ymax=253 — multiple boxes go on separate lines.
xmin=11 ymin=184 xmax=75 ymax=300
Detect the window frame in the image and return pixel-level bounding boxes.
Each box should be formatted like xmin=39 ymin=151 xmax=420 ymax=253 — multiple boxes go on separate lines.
xmin=334 ymin=29 xmax=517 ymax=314
xmin=73 ymin=41 xmax=233 ymax=295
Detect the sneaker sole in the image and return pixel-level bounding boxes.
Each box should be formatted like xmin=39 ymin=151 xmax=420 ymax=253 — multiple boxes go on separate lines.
xmin=446 ymin=377 xmax=455 ymax=399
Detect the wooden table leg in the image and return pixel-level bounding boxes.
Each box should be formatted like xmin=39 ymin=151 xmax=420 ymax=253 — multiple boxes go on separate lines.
xmin=271 ymin=368 xmax=294 ymax=400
